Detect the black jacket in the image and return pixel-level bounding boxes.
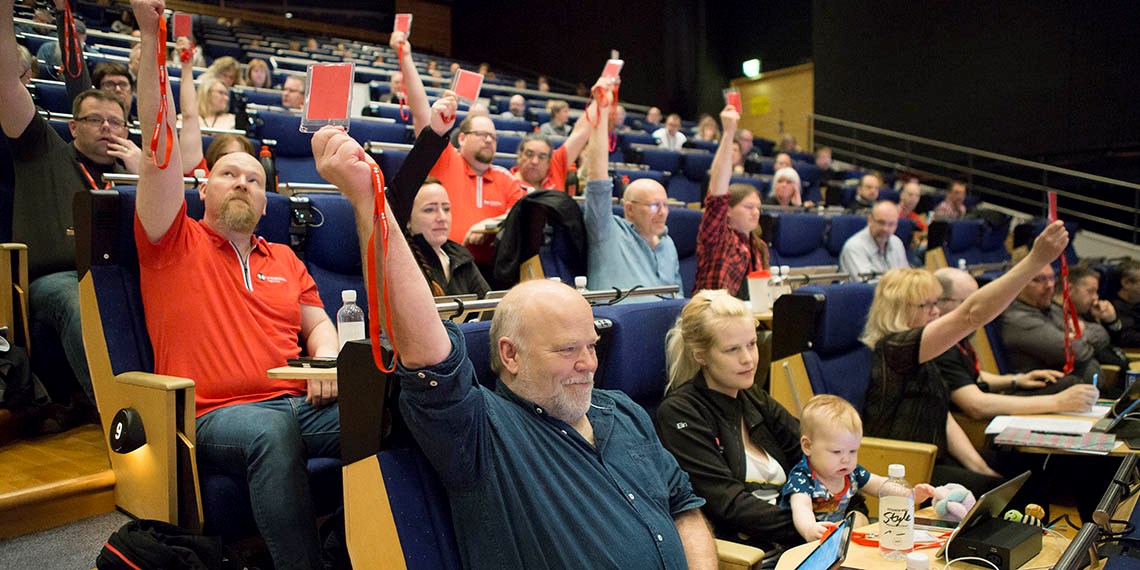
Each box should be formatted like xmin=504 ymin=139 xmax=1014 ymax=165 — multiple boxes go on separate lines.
xmin=655 ymin=374 xmax=804 ymax=549
xmin=411 ymin=234 xmax=489 ymax=298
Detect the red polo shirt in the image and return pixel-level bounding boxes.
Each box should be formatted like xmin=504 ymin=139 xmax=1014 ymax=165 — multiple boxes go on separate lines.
xmin=429 ymin=145 xmax=526 ymax=243
xmin=511 ymin=145 xmax=570 ymax=193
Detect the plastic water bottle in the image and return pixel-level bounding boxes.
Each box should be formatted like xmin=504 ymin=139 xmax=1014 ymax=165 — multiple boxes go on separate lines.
xmin=259 ymin=145 xmax=278 ymax=193
xmin=879 ymin=463 xmax=915 ymax=560
xmin=336 ymin=290 xmax=365 ymax=350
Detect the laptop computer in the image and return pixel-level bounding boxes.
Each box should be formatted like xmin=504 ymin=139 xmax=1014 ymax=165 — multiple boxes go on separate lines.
xmin=794 ymin=511 xmax=856 ymax=570
xmin=1093 ymin=377 xmax=1140 ymax=434
xmin=936 ymin=470 xmax=1031 ymax=558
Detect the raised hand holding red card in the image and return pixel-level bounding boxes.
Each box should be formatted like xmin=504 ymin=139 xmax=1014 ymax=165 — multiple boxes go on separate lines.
xmin=723 ymin=88 xmax=742 ymax=114
xmin=172 ymin=12 xmax=192 ymax=40
xmin=450 ymin=70 xmax=484 ymax=106
xmin=394 ymin=13 xmax=413 ymax=36
xmin=301 ymin=63 xmax=355 ymax=133
xmin=602 ymin=59 xmax=623 ymax=84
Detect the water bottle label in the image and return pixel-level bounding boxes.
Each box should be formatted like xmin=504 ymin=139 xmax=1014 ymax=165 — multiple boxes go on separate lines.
xmin=879 ymin=495 xmax=914 ymax=551
xmin=337 ymin=321 xmax=366 ymax=349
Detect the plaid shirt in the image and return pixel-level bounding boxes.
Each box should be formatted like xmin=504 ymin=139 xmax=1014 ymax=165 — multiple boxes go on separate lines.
xmin=693 ymin=194 xmax=769 ymax=296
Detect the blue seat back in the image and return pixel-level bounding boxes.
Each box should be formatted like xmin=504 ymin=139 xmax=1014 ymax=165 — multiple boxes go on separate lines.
xmin=375 ymin=448 xmax=463 ymax=568
xmin=984 ymin=319 xmax=1012 ymax=374
xmin=666 ymin=176 xmax=701 ymax=204
xmin=796 ymin=283 xmax=876 ymax=411
xmin=303 ymin=193 xmax=366 ymax=323
xmin=351 ymin=119 xmax=411 ymax=145
xmin=666 ymin=208 xmax=702 ymax=296
xmin=32 ymin=80 xmax=71 ymax=113
xmin=636 ymin=147 xmax=682 ymax=173
xmin=943 ymin=219 xmax=985 ymax=266
xmin=771 ymin=214 xmax=833 ymax=267
xmin=977 ymin=220 xmax=1011 ymax=264
xmin=827 ymin=215 xmax=867 ymax=258
xmin=593 ymin=299 xmax=687 ymax=412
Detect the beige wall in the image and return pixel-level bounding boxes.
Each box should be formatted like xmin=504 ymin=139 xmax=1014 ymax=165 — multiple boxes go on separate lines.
xmin=731 ymin=63 xmax=814 ymax=151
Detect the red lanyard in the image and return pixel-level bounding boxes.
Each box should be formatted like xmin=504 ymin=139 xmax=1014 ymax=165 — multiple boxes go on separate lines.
xmin=149 ymin=18 xmax=173 ymax=170
xmin=396 ymin=43 xmax=410 ymax=122
xmin=61 ymin=1 xmax=84 ymax=79
xmin=365 ymin=164 xmax=399 ymax=373
xmin=79 ymin=163 xmax=110 ymax=191
xmin=1059 ymin=257 xmax=1082 ymax=374
xmin=956 ymin=341 xmax=979 ymax=376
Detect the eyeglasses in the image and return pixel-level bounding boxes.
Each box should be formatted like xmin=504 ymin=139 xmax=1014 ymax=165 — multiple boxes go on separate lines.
xmin=463 ymin=130 xmax=498 ymax=142
xmin=521 ymin=149 xmax=550 ymax=161
xmin=1031 ymin=275 xmax=1056 ymax=284
xmin=75 ymin=115 xmax=127 ymax=129
xmin=628 ymin=200 xmax=668 ymax=213
xmin=100 ymin=79 xmax=131 ymax=91
xmin=938 ymin=296 xmax=965 ymax=307
xmin=915 ymin=300 xmax=940 ymax=313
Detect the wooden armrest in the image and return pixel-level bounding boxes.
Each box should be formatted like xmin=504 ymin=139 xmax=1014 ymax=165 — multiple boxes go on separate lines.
xmin=0 ymin=243 xmax=30 ymax=348
xmin=716 ymin=538 xmax=765 ymax=570
xmin=116 ymin=371 xmax=196 ymax=391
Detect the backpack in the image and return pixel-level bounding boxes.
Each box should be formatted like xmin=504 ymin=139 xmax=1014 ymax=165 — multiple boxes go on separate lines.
xmin=96 ymin=519 xmax=251 ymax=570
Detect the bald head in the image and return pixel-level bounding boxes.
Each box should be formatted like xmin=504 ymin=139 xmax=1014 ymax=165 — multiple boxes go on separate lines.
xmin=867 ymin=201 xmax=899 ymax=244
xmin=934 ymin=267 xmax=978 ymax=314
xmin=623 ymin=179 xmax=669 ymax=241
xmin=490 ymin=279 xmax=592 ymax=372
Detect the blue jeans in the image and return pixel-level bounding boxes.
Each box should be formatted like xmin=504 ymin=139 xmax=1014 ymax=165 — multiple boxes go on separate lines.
xmin=29 ymin=270 xmax=93 ymax=404
xmin=196 ymin=396 xmax=340 ymax=569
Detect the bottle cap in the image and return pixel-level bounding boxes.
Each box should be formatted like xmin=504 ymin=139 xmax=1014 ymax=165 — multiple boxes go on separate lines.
xmin=780 ymin=265 xmax=791 ymax=276
xmin=906 ymin=552 xmax=930 ymax=569
xmin=260 ymin=144 xmax=272 ymax=157
xmin=888 ymin=464 xmax=905 ymax=478
xmin=574 ymin=275 xmax=587 ymax=289
xmin=341 ymin=289 xmax=356 ymax=303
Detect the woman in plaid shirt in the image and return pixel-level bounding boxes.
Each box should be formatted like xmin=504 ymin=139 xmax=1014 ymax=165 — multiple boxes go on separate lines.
xmin=693 ymin=105 xmax=770 ymax=298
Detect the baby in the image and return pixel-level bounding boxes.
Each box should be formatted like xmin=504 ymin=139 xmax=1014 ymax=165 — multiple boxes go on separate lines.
xmin=779 ymin=395 xmax=935 ymax=541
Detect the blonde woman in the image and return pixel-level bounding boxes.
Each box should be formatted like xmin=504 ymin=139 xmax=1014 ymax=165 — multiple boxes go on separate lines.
xmin=765 ymin=167 xmax=803 ymax=207
xmin=196 ymin=74 xmax=236 ymax=130
xmin=244 ymin=58 xmax=271 ymax=89
xmin=860 ymin=221 xmax=1068 ymax=494
xmin=656 ymin=290 xmax=865 ymax=555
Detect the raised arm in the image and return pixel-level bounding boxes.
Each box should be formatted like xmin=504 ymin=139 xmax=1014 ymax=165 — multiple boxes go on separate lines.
xmin=560 ymin=77 xmax=609 ymax=164
xmin=176 ymin=35 xmax=203 ymax=175
xmin=312 ymin=126 xmax=450 ymax=368
xmin=707 ymin=104 xmax=738 ymax=198
xmin=390 ymin=93 xmax=456 ymax=227
xmin=0 ymin=0 xmax=35 ymax=138
xmin=54 ymin=0 xmax=91 ymax=105
xmin=918 ymin=222 xmax=1068 ymax=363
xmin=132 ymin=0 xmax=184 ymax=242
xmin=390 ymin=31 xmax=430 ymax=136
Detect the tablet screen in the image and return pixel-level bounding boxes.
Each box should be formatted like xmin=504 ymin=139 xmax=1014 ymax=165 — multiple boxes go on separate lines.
xmin=795 ymin=512 xmax=854 ymax=570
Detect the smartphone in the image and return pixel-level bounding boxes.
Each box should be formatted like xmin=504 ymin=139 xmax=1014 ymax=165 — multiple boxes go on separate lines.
xmin=287 ymin=357 xmax=338 ymax=368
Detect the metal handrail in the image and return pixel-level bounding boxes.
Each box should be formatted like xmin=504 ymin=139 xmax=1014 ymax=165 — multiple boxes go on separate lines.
xmin=811 ymin=114 xmax=1140 ymax=191
xmin=434 ymin=285 xmax=681 ymax=317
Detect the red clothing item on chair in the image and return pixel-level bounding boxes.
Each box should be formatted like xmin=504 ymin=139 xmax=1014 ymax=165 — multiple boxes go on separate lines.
xmin=693 ymin=194 xmax=770 ymax=296
xmin=134 ymin=202 xmax=323 ymax=417
xmin=429 ymin=145 xmax=526 ymax=243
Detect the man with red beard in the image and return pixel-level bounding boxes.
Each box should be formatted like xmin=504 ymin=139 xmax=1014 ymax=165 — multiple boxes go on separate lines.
xmin=130 ymin=1 xmax=340 ymax=567
xmin=2 ymin=0 xmax=141 ymax=411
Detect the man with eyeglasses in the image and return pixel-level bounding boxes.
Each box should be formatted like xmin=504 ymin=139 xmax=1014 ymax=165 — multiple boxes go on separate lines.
xmin=394 ymin=30 xmax=525 ymax=246
xmin=583 ymin=84 xmax=682 ymax=296
xmin=280 ymin=75 xmax=305 ymax=110
xmin=511 ymin=77 xmax=608 ymax=193
xmin=929 ymin=268 xmax=1095 ymax=421
xmin=1000 ymin=263 xmax=1106 ymax=387
xmin=2 ymin=0 xmax=141 ymax=416
xmin=838 ymin=200 xmax=909 ymax=280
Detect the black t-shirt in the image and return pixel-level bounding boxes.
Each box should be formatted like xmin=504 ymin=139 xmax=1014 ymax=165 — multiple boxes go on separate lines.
xmin=864 ymin=326 xmax=950 ymax=451
xmin=932 ymin=340 xmax=979 ymax=393
xmin=9 ymin=115 xmax=123 ymax=279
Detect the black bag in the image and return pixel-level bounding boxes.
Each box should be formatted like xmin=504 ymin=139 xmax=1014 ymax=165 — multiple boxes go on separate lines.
xmin=96 ymin=519 xmax=251 ymax=570
xmin=0 ymin=343 xmax=48 ymax=410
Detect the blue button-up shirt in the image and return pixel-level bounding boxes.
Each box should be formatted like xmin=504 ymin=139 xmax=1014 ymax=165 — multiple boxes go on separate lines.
xmin=399 ymin=322 xmax=705 ymax=570
xmin=584 ymin=179 xmax=683 ymax=298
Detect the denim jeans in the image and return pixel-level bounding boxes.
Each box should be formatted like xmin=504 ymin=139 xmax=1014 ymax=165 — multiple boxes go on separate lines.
xmin=195 ymin=396 xmax=340 ymax=569
xmin=29 ymin=270 xmax=93 ymax=404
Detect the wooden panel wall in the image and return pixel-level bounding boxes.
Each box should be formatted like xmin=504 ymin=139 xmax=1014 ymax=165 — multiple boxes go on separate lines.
xmin=731 ymin=63 xmax=814 ymax=151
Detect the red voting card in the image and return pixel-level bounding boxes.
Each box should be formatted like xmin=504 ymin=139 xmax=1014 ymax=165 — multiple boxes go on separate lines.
xmin=304 ymin=64 xmax=353 ymax=121
xmin=394 ymin=13 xmax=413 ymax=36
xmin=1048 ymin=191 xmax=1057 ymax=222
xmin=451 ymin=70 xmax=484 ymax=105
xmin=602 ymin=59 xmax=624 ymax=82
xmin=172 ymin=13 xmax=193 ymax=40
xmin=724 ymin=89 xmax=742 ymax=114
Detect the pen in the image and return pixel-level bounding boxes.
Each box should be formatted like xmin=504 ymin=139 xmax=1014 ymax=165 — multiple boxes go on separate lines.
xmin=1093 ymin=373 xmax=1099 ymax=389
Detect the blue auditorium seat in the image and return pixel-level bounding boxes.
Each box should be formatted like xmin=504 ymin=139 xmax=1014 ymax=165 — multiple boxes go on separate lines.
xmin=942 ymin=219 xmax=985 ymax=267
xmin=234 ymin=88 xmax=282 ymax=107
xmin=496 ymin=132 xmax=523 ymax=154
xmin=794 ymin=162 xmax=822 ymax=202
xmin=771 ymin=214 xmax=834 ymax=266
xmin=666 ymin=208 xmax=702 ymax=296
xmin=983 ymin=319 xmax=1012 ymax=374
xmin=729 ymin=175 xmax=769 ymax=199
xmin=895 ymin=217 xmax=915 ymax=249
xmin=256 ymin=111 xmax=325 ymax=184
xmin=633 ymin=147 xmax=682 ymax=173
xmin=976 ymin=220 xmax=1011 ymax=264
xmin=796 ymin=283 xmax=877 ymax=411
xmin=684 ymin=139 xmax=717 ymax=153
xmin=351 ymin=118 xmax=411 ymax=145
xmin=491 ymin=116 xmax=533 ymax=133
xmin=826 ymin=215 xmax=868 ymax=260
xmin=619 ymin=131 xmax=657 ymax=152
xmin=31 ymin=80 xmax=70 ymax=114
xmin=75 ymin=186 xmax=341 ymax=541
xmin=373 ymin=147 xmax=409 ymax=183
xmin=303 ymin=193 xmax=366 ymax=323
xmin=592 ymin=298 xmax=688 ymax=412
xmin=613 ymin=168 xmax=668 ymax=190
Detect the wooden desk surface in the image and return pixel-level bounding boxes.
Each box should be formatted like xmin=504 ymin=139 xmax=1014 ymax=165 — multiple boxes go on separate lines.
xmin=774 ymin=524 xmax=1069 ymax=569
xmin=266 ymin=365 xmax=337 ymax=380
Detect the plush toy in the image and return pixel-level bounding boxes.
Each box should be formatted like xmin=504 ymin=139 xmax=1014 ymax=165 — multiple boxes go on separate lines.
xmin=933 ymin=483 xmax=977 ymax=521
xmin=1003 ymin=504 xmax=1046 ymax=527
